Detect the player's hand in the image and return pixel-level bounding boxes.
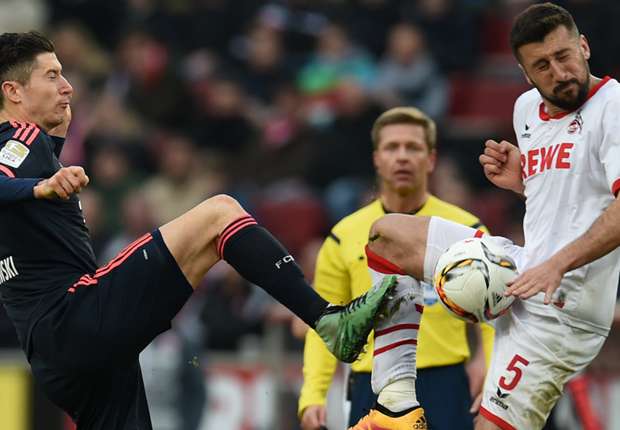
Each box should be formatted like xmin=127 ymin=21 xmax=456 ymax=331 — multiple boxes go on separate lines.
xmin=479 ymin=140 xmax=524 ymax=194
xmin=291 ymin=316 xmax=310 ymax=339
xmin=470 ymin=392 xmax=483 ymax=415
xmin=48 ymin=105 xmax=72 ymax=138
xmin=504 ymin=259 xmax=564 ymax=304
xmin=300 ymin=405 xmax=328 ymax=430
xmin=34 ymin=166 xmax=89 ymax=200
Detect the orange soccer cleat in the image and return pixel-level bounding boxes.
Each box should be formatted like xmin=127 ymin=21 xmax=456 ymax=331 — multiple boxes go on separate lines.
xmin=349 ymin=407 xmax=427 ymax=430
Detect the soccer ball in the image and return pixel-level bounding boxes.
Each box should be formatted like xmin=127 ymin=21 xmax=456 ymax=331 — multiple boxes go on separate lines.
xmin=433 ymin=237 xmax=518 ymax=323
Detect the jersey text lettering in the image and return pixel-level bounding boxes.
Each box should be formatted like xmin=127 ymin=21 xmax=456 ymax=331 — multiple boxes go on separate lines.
xmin=521 ymin=143 xmax=574 ymax=179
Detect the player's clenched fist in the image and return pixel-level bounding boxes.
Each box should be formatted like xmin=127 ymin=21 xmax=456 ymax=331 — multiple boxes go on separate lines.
xmin=479 ymin=139 xmax=524 ymax=194
xmin=34 ymin=166 xmax=89 ymax=200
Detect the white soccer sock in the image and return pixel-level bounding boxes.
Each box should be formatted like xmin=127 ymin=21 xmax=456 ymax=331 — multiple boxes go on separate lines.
xmin=377 ymin=378 xmax=418 ymax=413
xmin=365 ymin=246 xmax=423 ymax=412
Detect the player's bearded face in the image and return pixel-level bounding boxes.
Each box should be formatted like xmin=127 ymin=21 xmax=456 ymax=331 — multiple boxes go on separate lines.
xmin=536 ymin=61 xmax=590 ymax=112
xmin=520 ymin=26 xmax=592 ymax=112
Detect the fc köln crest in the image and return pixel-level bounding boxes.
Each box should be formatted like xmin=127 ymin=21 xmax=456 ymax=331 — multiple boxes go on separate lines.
xmin=568 ymin=112 xmax=583 ymax=134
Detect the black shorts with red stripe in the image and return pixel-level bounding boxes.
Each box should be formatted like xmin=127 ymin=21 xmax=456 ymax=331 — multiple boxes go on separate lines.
xmin=29 ymin=229 xmax=192 ymax=430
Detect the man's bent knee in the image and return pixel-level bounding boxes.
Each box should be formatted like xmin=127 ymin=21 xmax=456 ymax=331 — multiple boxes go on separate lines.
xmin=199 ymin=194 xmax=248 ymax=233
xmin=367 ymin=214 xmax=429 ymax=277
xmin=368 ymin=214 xmax=429 ymax=252
xmin=159 ymin=194 xmax=250 ymax=286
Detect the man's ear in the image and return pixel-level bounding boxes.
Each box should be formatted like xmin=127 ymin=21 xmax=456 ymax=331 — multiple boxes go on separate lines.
xmin=427 ymin=149 xmax=437 ymax=174
xmin=1 ymin=81 xmax=22 ymax=104
xmin=518 ymin=64 xmax=533 ymax=86
xmin=579 ymin=34 xmax=591 ymax=60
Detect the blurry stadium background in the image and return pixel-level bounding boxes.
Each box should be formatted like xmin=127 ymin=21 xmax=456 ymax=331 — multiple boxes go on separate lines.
xmin=1 ymin=0 xmax=620 ymax=429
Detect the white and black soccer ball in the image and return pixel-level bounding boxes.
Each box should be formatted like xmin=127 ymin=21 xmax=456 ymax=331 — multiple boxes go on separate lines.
xmin=433 ymin=237 xmax=518 ymax=323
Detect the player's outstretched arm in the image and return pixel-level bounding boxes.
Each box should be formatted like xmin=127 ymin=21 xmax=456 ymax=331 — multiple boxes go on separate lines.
xmin=479 ymin=140 xmax=524 ymax=194
xmin=507 ymin=195 xmax=620 ymax=303
xmin=34 ymin=166 xmax=89 ymax=200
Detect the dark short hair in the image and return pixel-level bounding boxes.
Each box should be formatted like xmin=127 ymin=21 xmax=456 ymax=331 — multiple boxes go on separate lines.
xmin=510 ymin=3 xmax=578 ymax=61
xmin=371 ymin=106 xmax=436 ymax=152
xmin=0 ymin=31 xmax=55 ymax=108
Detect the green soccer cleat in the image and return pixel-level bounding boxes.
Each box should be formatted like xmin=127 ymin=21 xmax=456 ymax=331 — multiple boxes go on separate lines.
xmin=315 ymin=275 xmax=397 ymax=363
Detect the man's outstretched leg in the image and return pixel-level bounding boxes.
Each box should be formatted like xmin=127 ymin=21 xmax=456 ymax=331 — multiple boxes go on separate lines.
xmin=350 ymin=214 xmax=493 ymax=430
xmin=159 ymin=194 xmax=395 ymax=362
xmin=350 ymin=214 xmax=431 ymax=430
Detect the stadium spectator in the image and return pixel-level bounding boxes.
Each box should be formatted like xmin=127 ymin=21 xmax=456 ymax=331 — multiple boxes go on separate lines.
xmin=234 ymin=23 xmax=294 ymax=106
xmin=297 ymin=22 xmax=376 ymax=109
xmin=141 ymin=132 xmax=224 ymax=226
xmin=373 ymin=23 xmax=448 ymax=121
xmin=304 ymin=80 xmax=383 ymax=222
xmin=403 ymin=0 xmax=483 ymax=72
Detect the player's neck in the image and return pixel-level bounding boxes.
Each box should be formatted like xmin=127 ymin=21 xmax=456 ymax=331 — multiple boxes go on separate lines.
xmin=0 ymin=106 xmax=34 ymax=126
xmin=380 ymin=189 xmax=429 ymax=214
xmin=542 ymin=101 xmax=563 ymax=117
xmin=0 ymin=111 xmax=12 ymax=125
xmin=587 ymin=75 xmax=602 ymax=93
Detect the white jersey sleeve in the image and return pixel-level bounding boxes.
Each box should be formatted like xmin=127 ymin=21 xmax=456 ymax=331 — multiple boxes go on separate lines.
xmin=599 ymin=95 xmax=620 ymax=196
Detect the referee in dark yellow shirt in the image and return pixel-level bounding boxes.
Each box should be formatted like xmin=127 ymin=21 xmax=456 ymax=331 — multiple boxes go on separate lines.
xmin=299 ymin=107 xmax=494 ymax=430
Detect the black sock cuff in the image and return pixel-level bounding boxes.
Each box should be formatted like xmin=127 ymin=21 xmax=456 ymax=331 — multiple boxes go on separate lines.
xmin=218 ymin=215 xmax=257 ymax=258
xmin=375 ymin=402 xmax=420 ymax=418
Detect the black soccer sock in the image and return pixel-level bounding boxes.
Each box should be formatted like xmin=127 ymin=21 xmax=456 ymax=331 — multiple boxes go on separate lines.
xmin=218 ymin=216 xmax=328 ymax=327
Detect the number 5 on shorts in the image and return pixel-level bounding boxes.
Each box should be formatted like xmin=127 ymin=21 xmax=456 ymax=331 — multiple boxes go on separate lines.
xmin=499 ymin=354 xmax=530 ymax=391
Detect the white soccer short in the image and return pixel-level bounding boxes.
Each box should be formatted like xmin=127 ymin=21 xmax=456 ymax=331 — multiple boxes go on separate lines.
xmin=424 ymin=216 xmax=606 ymax=430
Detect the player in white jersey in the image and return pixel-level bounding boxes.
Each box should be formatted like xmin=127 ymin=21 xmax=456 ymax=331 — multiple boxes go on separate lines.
xmin=348 ymin=3 xmax=620 ymax=430
xmin=508 ymin=75 xmax=620 ymax=334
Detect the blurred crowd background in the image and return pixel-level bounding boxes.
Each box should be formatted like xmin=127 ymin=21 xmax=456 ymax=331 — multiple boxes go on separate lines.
xmin=1 ymin=1 xmax=620 ymax=429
